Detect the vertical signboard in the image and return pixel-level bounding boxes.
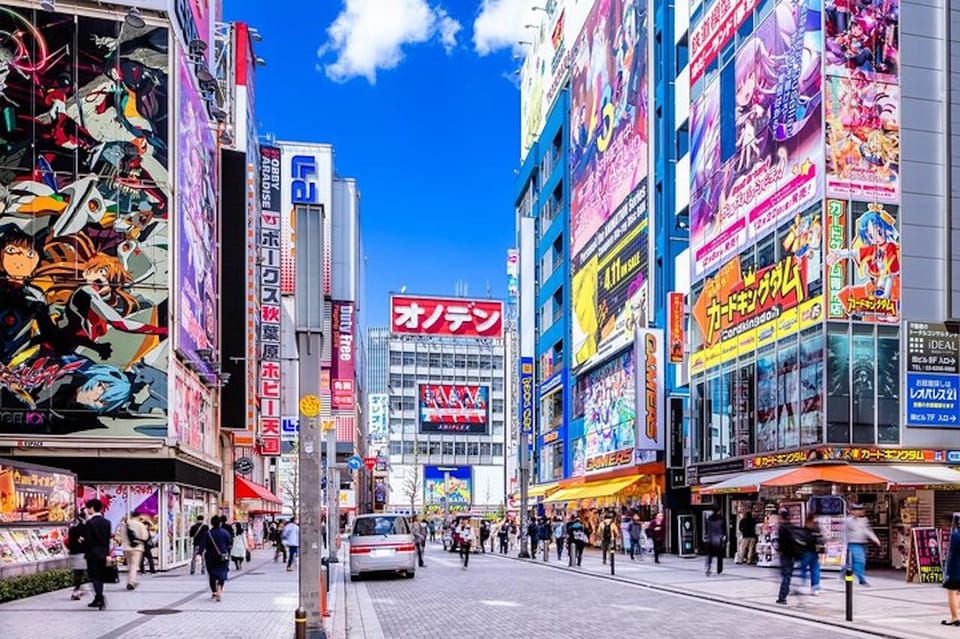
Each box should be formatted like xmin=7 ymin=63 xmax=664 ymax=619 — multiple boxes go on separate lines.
xmin=331 ymin=302 xmax=356 ymax=410
xmin=636 ymin=328 xmax=665 ymax=450
xmin=507 ymin=248 xmax=519 ymax=301
xmin=669 ymin=397 xmax=684 ymax=469
xmin=259 ymin=197 xmax=282 ymax=455
xmin=519 ymin=357 xmax=534 ymax=435
xmin=905 ymin=322 xmax=960 ymax=428
xmin=668 ymin=292 xmax=685 ymax=363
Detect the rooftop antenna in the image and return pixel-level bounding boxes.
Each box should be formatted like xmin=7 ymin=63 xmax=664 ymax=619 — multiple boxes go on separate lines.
xmin=486 ymin=280 xmax=492 ymax=298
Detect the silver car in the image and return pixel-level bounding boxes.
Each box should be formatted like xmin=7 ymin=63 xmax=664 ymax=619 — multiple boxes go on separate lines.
xmin=348 ymin=514 xmax=417 ymax=581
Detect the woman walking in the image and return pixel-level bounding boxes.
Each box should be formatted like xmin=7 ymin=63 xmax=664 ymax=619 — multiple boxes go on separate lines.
xmin=66 ymin=513 xmax=87 ymax=600
xmin=231 ymin=522 xmax=248 ymax=570
xmin=204 ymin=515 xmax=232 ymax=602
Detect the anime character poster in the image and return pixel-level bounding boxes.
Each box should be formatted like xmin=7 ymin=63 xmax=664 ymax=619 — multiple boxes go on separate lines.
xmin=569 ymin=0 xmax=648 ymax=260
xmin=824 ymin=75 xmax=899 ymax=201
xmin=690 ymin=0 xmax=823 ymax=280
xmin=756 ymin=351 xmax=778 ymax=453
xmin=571 ymin=436 xmax=586 ymax=477
xmin=171 ymin=360 xmax=213 ymax=455
xmin=423 ymin=465 xmax=472 ymax=506
xmin=799 ymin=330 xmax=824 ymax=445
xmin=824 ymin=0 xmax=898 ymax=82
xmin=581 ymin=349 xmax=636 ymax=467
xmin=0 ymin=8 xmax=169 ymax=438
xmin=176 ymin=55 xmax=218 ymax=376
xmin=824 ymin=201 xmax=900 ymax=323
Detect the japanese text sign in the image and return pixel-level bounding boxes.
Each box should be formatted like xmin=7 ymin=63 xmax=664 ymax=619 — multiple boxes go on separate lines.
xmin=390 ymin=295 xmax=504 ymax=339
xmin=668 ymin=292 xmax=685 ymax=364
xmin=520 ymin=357 xmax=533 ymax=435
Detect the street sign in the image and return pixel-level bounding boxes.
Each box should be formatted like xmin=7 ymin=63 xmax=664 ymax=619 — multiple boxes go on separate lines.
xmin=906 ymin=322 xmax=960 ymax=374
xmin=346 ymin=455 xmax=363 ymax=471
xmin=299 ymin=394 xmax=321 ymax=418
xmin=906 ymin=373 xmax=960 ymax=427
xmin=363 ymin=457 xmax=377 ymax=471
xmin=233 ymin=457 xmax=254 ymax=475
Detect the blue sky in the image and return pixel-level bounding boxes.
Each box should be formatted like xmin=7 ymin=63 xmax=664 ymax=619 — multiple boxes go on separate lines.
xmin=225 ymin=0 xmax=536 ymax=327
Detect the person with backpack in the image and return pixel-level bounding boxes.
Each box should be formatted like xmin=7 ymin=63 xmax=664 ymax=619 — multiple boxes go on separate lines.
xmin=600 ymin=511 xmax=619 ymax=564
xmin=139 ymin=521 xmax=158 ymax=575
xmin=497 ymin=518 xmax=510 ymax=554
xmin=204 ymin=515 xmax=232 ymax=602
xmin=704 ymin=510 xmax=726 ymax=576
xmin=122 ymin=511 xmax=149 ymax=590
xmin=552 ymin=515 xmax=567 ymax=560
xmin=776 ymin=508 xmax=800 ymax=605
xmin=479 ymin=520 xmax=491 ymax=554
xmin=628 ymin=514 xmax=645 ymax=561
xmin=457 ymin=519 xmax=474 ymax=569
xmin=567 ymin=513 xmax=587 ymax=566
xmin=189 ymin=515 xmax=209 ymax=575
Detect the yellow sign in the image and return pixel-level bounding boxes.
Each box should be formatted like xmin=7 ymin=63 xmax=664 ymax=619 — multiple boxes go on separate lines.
xmin=321 ymin=420 xmax=335 ymax=432
xmin=299 ymin=395 xmax=321 ymax=418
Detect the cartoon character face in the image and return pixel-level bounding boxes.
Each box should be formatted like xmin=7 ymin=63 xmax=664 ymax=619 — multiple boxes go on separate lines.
xmin=737 ymin=73 xmax=757 ymax=108
xmin=2 ymin=243 xmax=39 ymax=279
xmin=83 ymin=263 xmax=112 ymax=286
xmin=75 ymin=381 xmax=107 ymax=408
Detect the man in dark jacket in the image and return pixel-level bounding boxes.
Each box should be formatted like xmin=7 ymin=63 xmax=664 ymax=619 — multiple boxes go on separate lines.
xmin=189 ymin=515 xmax=209 ymax=574
xmin=737 ymin=512 xmax=758 ymax=564
xmin=527 ymin=518 xmax=539 ymax=559
xmin=776 ymin=508 xmax=800 ymax=605
xmin=83 ymin=498 xmax=112 ymax=610
xmin=704 ymin=510 xmax=726 ymax=576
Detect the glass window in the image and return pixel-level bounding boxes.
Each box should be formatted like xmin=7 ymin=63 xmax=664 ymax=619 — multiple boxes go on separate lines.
xmin=541 ymin=389 xmax=563 ymax=432
xmin=492 ymin=399 xmax=504 ymax=413
xmin=454 ymin=442 xmax=466 ymax=456
xmin=415 ymin=353 xmax=428 ymax=366
xmin=552 ymin=442 xmax=564 ymax=480
xmin=492 ymin=378 xmax=504 ymax=391
xmin=455 ymin=353 xmax=467 ymax=368
xmin=492 ymin=443 xmax=504 ymax=457
xmin=492 ymin=421 xmax=504 ymax=436
xmin=402 ymin=397 xmax=416 ymax=410
xmin=442 ymin=354 xmax=455 ymax=368
xmin=402 ymin=441 xmax=414 ymax=454
xmin=467 ymin=354 xmax=479 ymax=368
xmin=877 ymin=326 xmax=900 ymax=444
xmin=735 ymin=361 xmax=755 ymax=456
xmin=692 ymin=380 xmax=705 ymax=463
xmin=827 ymin=325 xmax=851 ymax=443
xmin=799 ymin=328 xmax=824 ymax=446
xmin=704 ymin=375 xmax=716 ymax=459
xmin=852 ymin=325 xmax=875 ymax=444
xmin=442 ymin=441 xmax=454 ymax=456
xmin=429 ymin=354 xmax=442 ymax=367
xmin=402 ymin=353 xmax=415 ymax=365
xmin=390 ymin=352 xmax=402 ymax=365
xmin=757 ymin=234 xmax=776 ymax=270
xmin=756 ymin=347 xmax=777 ymax=452
xmin=479 ymin=355 xmax=492 ymax=370
xmin=428 ymin=441 xmax=441 ymax=455
xmin=494 ymin=356 xmax=504 ymax=370
xmin=403 ymin=378 xmax=415 ymax=388
xmin=468 ymin=442 xmax=479 ymax=456
xmin=353 ymin=515 xmax=407 ymax=536
xmin=777 ymin=338 xmax=799 ymax=450
xmin=389 ymin=441 xmax=402 ymax=455
xmin=480 ymin=442 xmax=492 ymax=456
xmin=417 ymin=441 xmax=428 ymax=455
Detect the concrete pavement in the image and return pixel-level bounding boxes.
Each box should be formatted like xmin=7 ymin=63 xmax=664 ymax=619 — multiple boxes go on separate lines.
xmin=496 ymin=544 xmax=956 ymax=639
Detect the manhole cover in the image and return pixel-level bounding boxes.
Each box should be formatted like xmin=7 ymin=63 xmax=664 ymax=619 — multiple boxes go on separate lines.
xmin=137 ymin=609 xmax=183 ymax=616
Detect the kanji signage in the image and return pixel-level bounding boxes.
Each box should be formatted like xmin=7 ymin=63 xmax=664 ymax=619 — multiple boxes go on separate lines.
xmin=331 ymin=301 xmax=355 ymax=410
xmin=906 ymin=322 xmax=960 ymax=375
xmin=668 ymin=292 xmax=685 ymax=363
xmin=519 ymin=357 xmax=533 ymax=435
xmin=259 ymin=205 xmax=282 ymax=456
xmin=745 ymin=447 xmax=946 ymax=470
xmin=390 ymin=295 xmax=504 ymax=339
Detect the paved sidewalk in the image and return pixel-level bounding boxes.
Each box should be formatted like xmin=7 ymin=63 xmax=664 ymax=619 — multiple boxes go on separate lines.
xmin=496 ymin=546 xmax=953 ymax=639
xmin=0 ymin=550 xmax=299 ymax=639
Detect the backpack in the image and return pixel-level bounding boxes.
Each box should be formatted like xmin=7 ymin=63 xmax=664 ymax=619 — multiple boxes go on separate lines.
xmin=126 ymin=524 xmax=140 ymax=548
xmin=602 ymin=521 xmax=612 ymax=543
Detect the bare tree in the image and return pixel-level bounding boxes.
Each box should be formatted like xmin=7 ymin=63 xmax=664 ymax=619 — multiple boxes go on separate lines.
xmin=401 ymin=445 xmax=421 ymax=515
xmin=280 ymin=443 xmax=300 ymax=516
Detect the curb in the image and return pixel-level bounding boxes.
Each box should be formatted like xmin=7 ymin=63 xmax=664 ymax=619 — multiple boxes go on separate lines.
xmin=489 ymin=553 xmax=940 ymax=639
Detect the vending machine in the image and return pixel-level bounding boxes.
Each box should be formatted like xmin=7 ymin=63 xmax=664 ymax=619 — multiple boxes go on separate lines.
xmin=808 ymin=495 xmax=847 ymax=571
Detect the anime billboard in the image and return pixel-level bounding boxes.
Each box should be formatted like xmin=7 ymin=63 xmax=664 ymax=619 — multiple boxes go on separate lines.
xmin=689 ymin=0 xmax=823 ymax=280
xmin=569 ymin=0 xmax=648 ymax=261
xmin=824 ymin=0 xmax=898 ymax=82
xmin=824 ymin=200 xmax=899 ymax=323
xmin=824 ymin=74 xmax=899 ymax=202
xmin=175 ymin=55 xmax=218 ymax=375
xmin=0 ymin=9 xmax=169 ymax=437
xmin=580 ymin=348 xmax=636 ymax=474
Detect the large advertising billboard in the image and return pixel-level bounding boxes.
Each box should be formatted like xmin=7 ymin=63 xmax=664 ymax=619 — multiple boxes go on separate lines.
xmin=331 ymin=301 xmax=355 ymax=410
xmin=569 ymin=0 xmax=649 ymax=262
xmin=689 ymin=0 xmax=823 ymax=280
xmin=0 ymin=9 xmax=169 ymax=437
xmin=171 ymin=361 xmax=214 ymax=456
xmin=423 ymin=465 xmax=472 ymax=507
xmin=419 ymin=385 xmax=488 ymax=434
xmin=635 ymin=328 xmax=665 ymax=451
xmin=581 ymin=348 xmax=637 ymax=474
xmin=390 ymin=295 xmax=503 ymax=339
xmin=176 ymin=54 xmax=219 ymax=376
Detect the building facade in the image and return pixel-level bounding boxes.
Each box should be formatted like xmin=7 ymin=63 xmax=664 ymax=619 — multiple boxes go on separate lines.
xmin=367 ymin=326 xmax=390 ymax=395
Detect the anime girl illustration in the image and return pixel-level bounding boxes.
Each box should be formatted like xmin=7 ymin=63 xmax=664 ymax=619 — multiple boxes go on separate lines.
xmin=825 ymin=0 xmax=899 ymax=80
xmin=825 ymin=204 xmax=900 ymax=318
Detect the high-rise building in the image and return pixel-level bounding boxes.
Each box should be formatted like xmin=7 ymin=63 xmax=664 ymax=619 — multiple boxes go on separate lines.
xmin=367 ymin=327 xmax=390 ymax=394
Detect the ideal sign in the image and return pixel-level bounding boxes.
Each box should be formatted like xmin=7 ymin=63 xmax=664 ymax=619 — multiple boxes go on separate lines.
xmin=291 ymin=155 xmax=318 ymax=204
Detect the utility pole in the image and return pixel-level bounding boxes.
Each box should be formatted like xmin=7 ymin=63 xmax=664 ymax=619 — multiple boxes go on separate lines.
xmin=326 ymin=422 xmax=339 ymax=563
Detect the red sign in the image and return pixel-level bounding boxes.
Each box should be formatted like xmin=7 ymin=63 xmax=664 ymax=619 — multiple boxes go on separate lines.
xmin=260 ymin=437 xmax=281 ymax=456
xmin=689 ymin=0 xmax=761 ymax=83
xmin=363 ymin=457 xmax=377 ymax=471
xmin=331 ymin=301 xmax=355 ymax=410
xmin=668 ymin=292 xmax=685 ymax=363
xmin=390 ymin=295 xmax=504 ymax=339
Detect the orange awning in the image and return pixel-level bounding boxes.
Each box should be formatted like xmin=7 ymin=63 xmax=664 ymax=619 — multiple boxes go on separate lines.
xmin=761 ymin=464 xmax=887 ymax=487
xmin=234 ymin=476 xmax=282 ymax=504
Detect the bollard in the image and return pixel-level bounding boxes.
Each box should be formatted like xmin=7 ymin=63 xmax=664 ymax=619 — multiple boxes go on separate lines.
xmin=320 ymin=566 xmax=330 ymax=618
xmin=294 ymin=607 xmax=307 ymax=639
xmin=321 ymin=557 xmax=330 ymax=593
xmin=544 ymin=542 xmax=549 ymax=562
xmin=610 ymin=548 xmax=616 ymax=575
xmin=568 ymin=540 xmax=574 ymax=567
xmin=844 ymin=568 xmax=854 ymax=621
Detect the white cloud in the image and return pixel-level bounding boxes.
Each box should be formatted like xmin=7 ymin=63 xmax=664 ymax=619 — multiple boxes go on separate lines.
xmin=473 ymin=0 xmax=540 ymax=56
xmin=319 ymin=0 xmax=463 ymax=84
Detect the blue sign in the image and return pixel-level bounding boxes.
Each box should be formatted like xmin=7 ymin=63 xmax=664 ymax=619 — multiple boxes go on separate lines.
xmin=291 ymin=155 xmax=318 ymax=203
xmin=906 ymin=373 xmax=960 ymax=427
xmin=347 ymin=455 xmax=363 ymax=471
xmin=519 ymin=357 xmax=534 ymax=434
xmin=947 ymin=451 xmax=960 ymax=465
xmin=281 ymin=416 xmax=299 ymax=441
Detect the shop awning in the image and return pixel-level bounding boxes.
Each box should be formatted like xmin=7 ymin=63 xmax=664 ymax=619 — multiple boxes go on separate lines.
xmin=865 ymin=465 xmax=960 ymax=490
xmin=761 ymin=463 xmax=887 ymax=487
xmin=699 ymin=468 xmax=793 ymax=494
xmin=544 ymin=485 xmax=586 ymax=503
xmin=527 ymin=482 xmax=560 ymax=499
xmin=571 ymin=475 xmax=642 ymax=501
xmin=234 ymin=476 xmax=283 ymax=504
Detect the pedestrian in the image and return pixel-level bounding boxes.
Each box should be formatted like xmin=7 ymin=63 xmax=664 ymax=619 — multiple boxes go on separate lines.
xmin=479 ymin=520 xmax=491 ymax=554
xmin=122 ymin=511 xmax=149 ymax=590
xmin=231 ymin=522 xmax=248 ymax=570
xmin=628 ymin=514 xmax=644 ymax=561
xmin=942 ymin=515 xmax=960 ymax=626
xmin=567 ymin=513 xmax=587 ymax=566
xmin=526 ymin=517 xmax=539 ymax=559
xmin=412 ymin=516 xmax=427 ymax=568
xmin=82 ymin=498 xmax=112 ymax=611
xmin=776 ymin=508 xmax=800 ymax=605
xmin=737 ymin=511 xmax=758 ymax=565
xmin=66 ymin=513 xmax=87 ymax=600
xmin=273 ymin=521 xmax=288 ymax=564
xmin=497 ymin=518 xmax=510 ymax=554
xmin=428 ymin=518 xmax=437 ymax=544
xmin=553 ymin=515 xmax=567 ymax=561
xmin=798 ymin=514 xmax=822 ymax=595
xmin=204 ymin=515 xmax=232 ymax=602
xmin=647 ymin=512 xmax=666 ymax=563
xmin=282 ymin=517 xmax=300 ymax=571
xmin=844 ymin=504 xmax=880 ymax=585
xmin=189 ymin=515 xmax=209 ymax=575
xmin=458 ymin=519 xmax=474 ymax=569
xmin=508 ymin=520 xmax=519 ymax=552
xmin=620 ymin=508 xmax=632 ymax=555
xmin=600 ymin=511 xmax=618 ymax=564
xmin=139 ymin=521 xmax=157 ymax=575
xmin=704 ymin=510 xmax=726 ymax=576
xmin=538 ymin=517 xmax=553 ymax=559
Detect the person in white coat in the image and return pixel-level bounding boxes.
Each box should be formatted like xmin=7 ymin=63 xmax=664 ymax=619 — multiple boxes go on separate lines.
xmin=282 ymin=517 xmax=300 ymax=571
xmin=231 ymin=522 xmax=248 ymax=570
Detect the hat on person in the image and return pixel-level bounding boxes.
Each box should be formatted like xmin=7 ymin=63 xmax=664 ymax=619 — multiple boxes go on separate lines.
xmin=778 ymin=508 xmax=790 ymax=517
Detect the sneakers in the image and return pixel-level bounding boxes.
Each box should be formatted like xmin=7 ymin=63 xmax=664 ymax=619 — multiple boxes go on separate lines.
xmin=776 ymin=599 xmax=787 ymax=605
